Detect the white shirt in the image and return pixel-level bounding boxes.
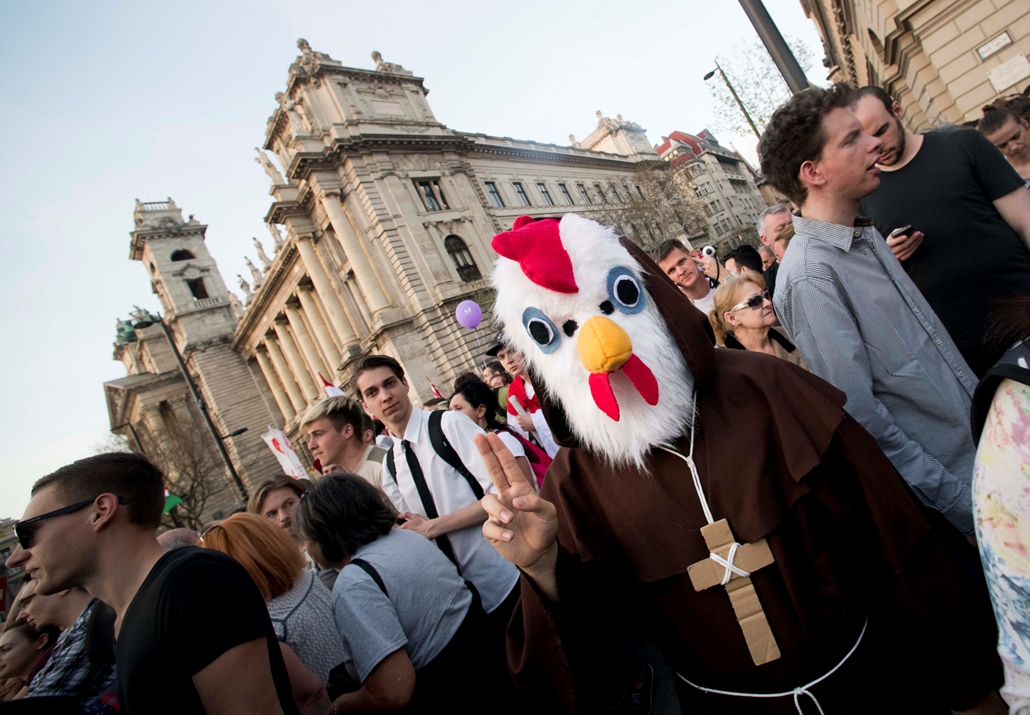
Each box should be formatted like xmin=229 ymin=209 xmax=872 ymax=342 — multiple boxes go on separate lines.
xmin=382 ymin=409 xmax=520 ymax=613
xmin=692 ymin=287 xmax=715 ymax=316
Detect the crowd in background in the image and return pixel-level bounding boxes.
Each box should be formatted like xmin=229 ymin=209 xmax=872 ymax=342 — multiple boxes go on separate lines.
xmin=1 ymin=79 xmax=1029 ymax=715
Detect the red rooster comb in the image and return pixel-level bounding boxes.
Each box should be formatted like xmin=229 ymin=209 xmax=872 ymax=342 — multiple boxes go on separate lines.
xmin=492 ymin=216 xmax=579 ymax=294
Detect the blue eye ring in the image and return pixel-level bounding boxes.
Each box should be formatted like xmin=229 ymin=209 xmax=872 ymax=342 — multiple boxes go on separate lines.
xmin=521 ymin=307 xmax=561 ymax=354
xmin=606 ymin=267 xmax=645 ymax=314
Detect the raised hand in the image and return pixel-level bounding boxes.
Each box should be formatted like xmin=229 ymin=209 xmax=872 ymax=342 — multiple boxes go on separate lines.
xmin=476 ymin=432 xmax=559 ymax=601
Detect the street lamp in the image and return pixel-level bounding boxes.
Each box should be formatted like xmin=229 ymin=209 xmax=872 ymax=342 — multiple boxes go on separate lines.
xmin=130 ymin=308 xmax=249 ymax=500
xmin=704 ymin=62 xmax=762 ymax=140
xmin=736 ymin=0 xmax=809 ymax=95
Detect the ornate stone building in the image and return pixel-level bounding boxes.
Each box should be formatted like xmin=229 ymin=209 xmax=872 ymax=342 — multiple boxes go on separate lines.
xmin=234 ymin=40 xmax=660 ymax=445
xmin=655 ymin=130 xmax=768 ymax=246
xmin=107 ymin=40 xmax=663 ymax=476
xmin=800 ymin=0 xmax=1030 ymax=128
xmin=105 ymin=200 xmax=284 ymax=521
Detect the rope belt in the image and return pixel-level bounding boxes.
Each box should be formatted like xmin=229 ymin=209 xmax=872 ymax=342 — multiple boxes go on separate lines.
xmin=676 ymin=617 xmax=869 ymax=715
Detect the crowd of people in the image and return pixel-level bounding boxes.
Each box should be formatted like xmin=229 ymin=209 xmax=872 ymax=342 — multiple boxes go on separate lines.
xmin=2 ymin=79 xmax=1029 ymax=715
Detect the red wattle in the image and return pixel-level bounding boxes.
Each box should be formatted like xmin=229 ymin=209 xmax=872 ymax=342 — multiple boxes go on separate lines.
xmin=589 ymin=372 xmax=620 ymax=421
xmin=622 ymin=354 xmax=659 ymax=405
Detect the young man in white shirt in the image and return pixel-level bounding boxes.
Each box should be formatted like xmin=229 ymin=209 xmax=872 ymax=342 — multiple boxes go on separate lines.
xmin=352 ymin=355 xmax=520 ymax=625
xmin=491 ymin=341 xmax=561 ymax=458
xmin=652 ymin=239 xmax=716 ymax=314
xmin=302 ymin=396 xmax=386 ymax=487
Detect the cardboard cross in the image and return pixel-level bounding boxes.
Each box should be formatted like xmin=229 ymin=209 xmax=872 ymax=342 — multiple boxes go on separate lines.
xmin=687 ymin=518 xmax=781 ymax=666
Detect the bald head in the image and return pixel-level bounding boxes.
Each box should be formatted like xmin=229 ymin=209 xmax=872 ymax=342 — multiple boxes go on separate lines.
xmin=157 ymin=528 xmax=200 ymax=550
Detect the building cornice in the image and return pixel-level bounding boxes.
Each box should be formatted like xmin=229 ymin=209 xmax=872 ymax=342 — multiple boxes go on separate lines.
xmin=232 ymin=241 xmax=300 ymax=351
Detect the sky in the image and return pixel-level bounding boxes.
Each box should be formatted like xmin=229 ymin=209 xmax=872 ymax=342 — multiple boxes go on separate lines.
xmin=0 ymin=0 xmax=824 ymax=519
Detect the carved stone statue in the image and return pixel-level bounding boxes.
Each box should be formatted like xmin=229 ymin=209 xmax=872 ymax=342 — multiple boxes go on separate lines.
xmin=254 ymin=148 xmax=285 ymax=185
xmin=267 ymin=222 xmax=284 ymax=250
xmin=237 ymin=275 xmax=252 ymax=300
xmin=253 ymin=237 xmax=272 ymax=270
xmin=282 ymin=98 xmax=307 ymax=134
xmin=371 ymin=51 xmax=410 ymax=75
xmin=297 ymin=38 xmax=312 ymax=53
xmin=569 ymin=134 xmax=579 ymax=147
xmin=245 ymin=257 xmax=263 ymax=287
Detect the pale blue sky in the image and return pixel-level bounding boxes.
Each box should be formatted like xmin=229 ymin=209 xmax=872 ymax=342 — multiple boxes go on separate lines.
xmin=0 ymin=0 xmax=823 ymax=518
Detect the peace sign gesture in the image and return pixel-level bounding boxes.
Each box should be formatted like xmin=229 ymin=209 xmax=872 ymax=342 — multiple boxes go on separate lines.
xmin=475 ymin=432 xmax=559 ymax=601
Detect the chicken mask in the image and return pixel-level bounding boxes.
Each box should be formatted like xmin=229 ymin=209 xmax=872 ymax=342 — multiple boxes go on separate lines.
xmin=491 ymin=214 xmax=694 ymax=468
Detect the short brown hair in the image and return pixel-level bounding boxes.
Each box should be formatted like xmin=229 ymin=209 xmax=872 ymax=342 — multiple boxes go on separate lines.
xmin=32 ymin=452 xmax=165 ymax=529
xmin=759 ymin=83 xmax=855 ymax=206
xmin=201 ymin=513 xmax=305 ymax=600
xmin=301 ymin=395 xmax=365 ymax=434
xmin=350 ymin=354 xmax=405 ymax=398
xmin=246 ymin=475 xmax=309 ymax=516
xmin=650 ymin=238 xmax=689 ymax=265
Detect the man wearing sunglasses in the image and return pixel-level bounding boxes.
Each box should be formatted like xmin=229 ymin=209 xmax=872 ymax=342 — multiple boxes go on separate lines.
xmin=6 ymin=452 xmax=301 ymax=715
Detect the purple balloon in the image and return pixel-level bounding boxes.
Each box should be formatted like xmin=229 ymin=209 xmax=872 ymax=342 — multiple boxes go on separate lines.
xmin=455 ymin=300 xmax=482 ymax=329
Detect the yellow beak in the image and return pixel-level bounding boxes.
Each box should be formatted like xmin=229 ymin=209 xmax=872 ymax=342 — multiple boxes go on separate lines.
xmin=577 ymin=316 xmax=633 ymax=374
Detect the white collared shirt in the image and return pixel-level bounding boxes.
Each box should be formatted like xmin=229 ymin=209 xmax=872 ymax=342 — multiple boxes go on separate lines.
xmin=382 ymin=408 xmax=519 ymax=613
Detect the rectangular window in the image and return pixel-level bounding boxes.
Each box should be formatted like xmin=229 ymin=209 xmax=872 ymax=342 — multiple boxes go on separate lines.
xmin=416 ymin=180 xmax=449 ymax=211
xmin=578 ymin=184 xmax=592 ymax=204
xmin=594 ymin=184 xmax=608 ymax=203
xmin=610 ymin=185 xmax=622 ymax=202
xmin=636 ymin=185 xmax=644 ymax=198
xmin=537 ymin=183 xmax=555 ymax=206
xmin=485 ymin=182 xmax=505 ymax=208
xmin=558 ymin=183 xmax=574 ymax=205
xmin=513 ymin=182 xmax=531 ymax=207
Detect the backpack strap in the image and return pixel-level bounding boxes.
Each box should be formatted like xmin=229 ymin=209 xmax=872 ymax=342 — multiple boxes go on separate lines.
xmin=349 ymin=558 xmax=388 ymax=597
xmin=428 ymin=410 xmax=485 ymax=501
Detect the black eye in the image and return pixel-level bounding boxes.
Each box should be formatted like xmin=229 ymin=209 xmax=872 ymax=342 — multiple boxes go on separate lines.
xmin=606 ymin=267 xmax=646 ymax=314
xmin=528 ymin=319 xmax=553 ymax=345
xmin=521 ymin=307 xmax=560 ymax=354
xmin=600 ymin=301 xmax=614 ymax=315
xmin=562 ymin=319 xmax=578 ymax=337
xmin=615 ymin=277 xmax=639 ymax=306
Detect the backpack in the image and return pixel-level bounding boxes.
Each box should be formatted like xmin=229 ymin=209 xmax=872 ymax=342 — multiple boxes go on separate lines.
xmin=384 ymin=410 xmax=485 ymax=500
xmin=494 ymin=424 xmax=551 ymax=490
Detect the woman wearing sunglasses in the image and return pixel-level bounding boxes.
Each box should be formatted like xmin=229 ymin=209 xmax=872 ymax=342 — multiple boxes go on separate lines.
xmin=708 ymin=272 xmax=809 ymax=370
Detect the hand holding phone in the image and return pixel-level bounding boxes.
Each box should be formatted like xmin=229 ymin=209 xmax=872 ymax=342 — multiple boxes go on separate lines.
xmin=885 ymin=225 xmax=924 ymax=262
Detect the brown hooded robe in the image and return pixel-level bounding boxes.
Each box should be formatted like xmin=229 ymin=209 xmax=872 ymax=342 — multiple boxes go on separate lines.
xmin=505 ymin=239 xmax=1000 ymax=714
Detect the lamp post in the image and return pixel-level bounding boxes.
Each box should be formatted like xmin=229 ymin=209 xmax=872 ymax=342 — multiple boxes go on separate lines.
xmin=736 ymin=0 xmax=809 ymax=94
xmin=704 ymin=62 xmax=762 ymax=140
xmin=131 ymin=309 xmax=249 ymax=500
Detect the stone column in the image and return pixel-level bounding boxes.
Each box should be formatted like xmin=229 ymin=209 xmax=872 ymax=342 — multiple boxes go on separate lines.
xmin=265 ymin=337 xmax=306 ymax=412
xmin=254 ymin=347 xmax=296 ymax=421
xmin=273 ymin=319 xmax=319 ymax=402
xmin=296 ymin=287 xmax=342 ymax=368
xmin=319 ymin=191 xmax=390 ymax=314
xmin=296 ymin=237 xmax=359 ymax=348
xmin=285 ymin=303 xmax=329 ymax=383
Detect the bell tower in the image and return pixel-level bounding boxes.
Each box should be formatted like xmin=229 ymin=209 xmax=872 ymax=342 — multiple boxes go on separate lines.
xmin=130 ymin=198 xmax=235 ymax=343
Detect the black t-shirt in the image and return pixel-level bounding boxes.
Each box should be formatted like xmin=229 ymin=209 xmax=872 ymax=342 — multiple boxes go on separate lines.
xmin=115 ymin=548 xmax=298 ymax=715
xmin=860 ymin=128 xmax=1030 ymax=357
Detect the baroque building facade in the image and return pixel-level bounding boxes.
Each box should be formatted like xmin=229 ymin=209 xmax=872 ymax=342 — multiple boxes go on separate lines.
xmin=655 ymin=130 xmax=769 ymax=246
xmin=107 ymin=40 xmax=665 ymax=478
xmin=801 ymin=0 xmax=1030 ymax=128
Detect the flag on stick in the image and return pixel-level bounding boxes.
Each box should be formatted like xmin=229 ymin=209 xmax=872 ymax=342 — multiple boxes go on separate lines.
xmin=318 ymin=373 xmax=347 ymax=398
xmin=163 ymin=487 xmax=184 ymax=514
xmin=262 ymin=427 xmax=310 ymax=479
xmin=427 ymin=378 xmax=443 ymax=399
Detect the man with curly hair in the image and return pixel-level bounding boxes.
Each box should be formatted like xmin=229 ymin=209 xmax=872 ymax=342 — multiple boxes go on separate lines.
xmin=760 ymin=84 xmax=981 ymax=540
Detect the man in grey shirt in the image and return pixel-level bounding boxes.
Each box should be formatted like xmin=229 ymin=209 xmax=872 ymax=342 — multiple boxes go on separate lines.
xmin=759 ymin=83 xmax=977 ymax=535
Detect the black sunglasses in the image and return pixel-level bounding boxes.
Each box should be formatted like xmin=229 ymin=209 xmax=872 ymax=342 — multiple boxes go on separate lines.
xmin=15 ymin=496 xmax=129 ymax=549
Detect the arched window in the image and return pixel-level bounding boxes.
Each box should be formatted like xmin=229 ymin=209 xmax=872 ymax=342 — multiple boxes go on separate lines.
xmin=170 ymin=249 xmax=195 ymax=261
xmin=444 ymin=235 xmax=481 ymax=282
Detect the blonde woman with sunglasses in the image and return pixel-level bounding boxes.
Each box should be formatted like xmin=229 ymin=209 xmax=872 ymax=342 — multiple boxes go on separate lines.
xmin=708 ymin=272 xmax=809 ymax=371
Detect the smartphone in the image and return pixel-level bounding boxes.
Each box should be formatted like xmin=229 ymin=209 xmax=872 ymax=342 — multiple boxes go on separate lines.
xmin=889 ymin=224 xmax=912 ymax=238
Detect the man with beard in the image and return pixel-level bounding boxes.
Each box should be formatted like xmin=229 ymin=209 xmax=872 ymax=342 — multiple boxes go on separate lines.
xmin=852 ymin=85 xmax=1030 ymax=376
xmin=477 ymin=211 xmax=1002 ymax=713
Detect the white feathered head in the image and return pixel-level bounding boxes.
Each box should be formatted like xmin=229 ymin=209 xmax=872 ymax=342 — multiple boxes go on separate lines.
xmin=491 ymin=214 xmax=695 ymax=468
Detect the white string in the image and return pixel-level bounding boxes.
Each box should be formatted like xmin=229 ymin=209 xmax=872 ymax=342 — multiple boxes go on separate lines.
xmin=658 ymin=392 xmax=714 ymax=524
xmin=676 ymin=617 xmax=869 ymax=715
xmin=709 ymin=541 xmax=750 ymax=585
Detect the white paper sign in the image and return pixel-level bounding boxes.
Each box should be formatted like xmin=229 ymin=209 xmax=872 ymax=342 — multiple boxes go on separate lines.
xmin=262 ymin=428 xmax=310 ymax=479
xmin=977 ymin=32 xmax=1012 ymax=60
xmin=988 ymin=53 xmax=1030 ymax=93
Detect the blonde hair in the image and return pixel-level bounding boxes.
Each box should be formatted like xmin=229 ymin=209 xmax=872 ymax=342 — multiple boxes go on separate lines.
xmin=708 ymin=273 xmax=767 ymax=346
xmin=300 ymin=395 xmax=364 ymax=432
xmin=201 ymin=512 xmax=305 ymax=601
